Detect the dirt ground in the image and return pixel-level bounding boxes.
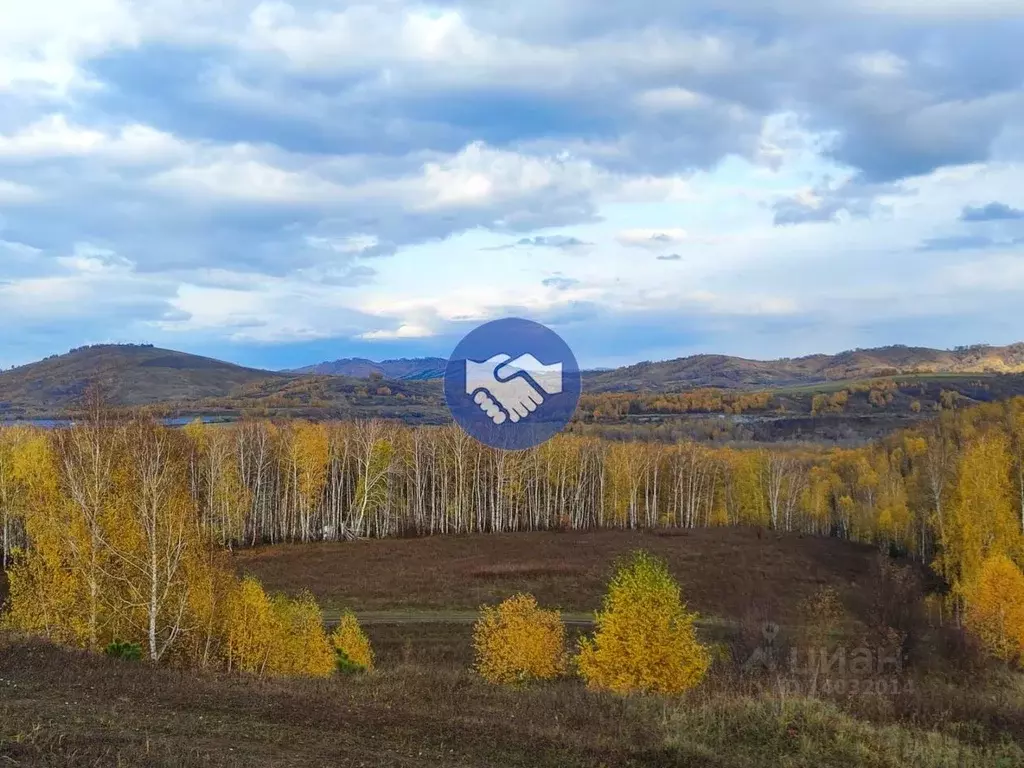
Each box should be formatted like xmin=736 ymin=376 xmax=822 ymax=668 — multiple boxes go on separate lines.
xmin=234 ymin=527 xmax=889 ymax=624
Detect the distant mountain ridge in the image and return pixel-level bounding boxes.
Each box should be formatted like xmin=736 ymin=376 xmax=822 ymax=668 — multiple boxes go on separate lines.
xmin=583 ymin=343 xmax=1024 ymax=392
xmin=4 ymin=341 xmax=1024 ymax=418
xmin=290 ymin=357 xmax=448 ymax=380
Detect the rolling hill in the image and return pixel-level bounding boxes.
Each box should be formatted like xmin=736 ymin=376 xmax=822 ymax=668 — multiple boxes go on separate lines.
xmin=4 ymin=341 xmax=1024 ymax=420
xmin=291 ymin=357 xmax=447 ymax=380
xmin=582 ymin=343 xmax=1024 ymax=392
xmin=0 ymin=344 xmax=286 ymax=417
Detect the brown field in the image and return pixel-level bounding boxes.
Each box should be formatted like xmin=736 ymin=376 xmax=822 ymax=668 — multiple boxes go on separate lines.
xmin=3 ymin=630 xmax=1022 ymax=768
xmin=233 ymin=528 xmax=891 ymax=624
xmin=5 ymin=530 xmax=1024 ymax=767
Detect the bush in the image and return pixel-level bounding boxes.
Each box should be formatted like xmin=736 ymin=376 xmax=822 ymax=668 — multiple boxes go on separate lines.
xmin=104 ymin=639 xmax=143 ymax=661
xmin=473 ymin=593 xmax=567 ymax=685
xmin=330 ymin=611 xmax=374 ymax=673
xmin=577 ymin=550 xmax=710 ymax=695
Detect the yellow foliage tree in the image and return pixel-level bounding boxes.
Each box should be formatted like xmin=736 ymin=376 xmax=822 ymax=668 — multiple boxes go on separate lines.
xmin=331 ymin=611 xmax=375 ymax=672
xmin=577 ymin=551 xmax=710 ymax=695
xmin=224 ymin=576 xmax=278 ymax=675
xmin=224 ymin=577 xmax=334 ymax=678
xmin=940 ymin=431 xmax=1021 ymax=614
xmin=268 ymin=592 xmax=336 ymax=677
xmin=473 ymin=593 xmax=567 ymax=685
xmin=964 ymin=554 xmax=1024 ymax=665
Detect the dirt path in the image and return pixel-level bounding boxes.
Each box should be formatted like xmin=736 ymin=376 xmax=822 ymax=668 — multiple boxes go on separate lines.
xmin=328 ymin=610 xmax=737 ymax=629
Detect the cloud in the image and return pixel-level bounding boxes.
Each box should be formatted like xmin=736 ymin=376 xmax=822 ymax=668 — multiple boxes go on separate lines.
xmin=918 ymin=235 xmax=999 ymax=252
xmin=358 ymin=323 xmax=435 ymax=341
xmin=1 ymin=1 xmax=1024 ymax=366
xmin=541 ymin=276 xmax=580 ymax=290
xmin=485 ymin=234 xmax=591 ymax=251
xmin=771 ymin=179 xmax=899 ymax=226
xmin=616 ymin=228 xmax=688 ymax=248
xmin=960 ymin=202 xmax=1024 ymax=222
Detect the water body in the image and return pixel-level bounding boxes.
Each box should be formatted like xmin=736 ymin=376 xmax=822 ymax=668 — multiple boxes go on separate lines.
xmin=0 ymin=416 xmax=227 ymax=429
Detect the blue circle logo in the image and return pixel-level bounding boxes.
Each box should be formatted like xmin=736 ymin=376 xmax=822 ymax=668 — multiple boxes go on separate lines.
xmin=444 ymin=317 xmax=581 ymax=450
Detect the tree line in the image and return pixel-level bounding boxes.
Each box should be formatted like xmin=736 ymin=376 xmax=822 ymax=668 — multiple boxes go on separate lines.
xmin=2 ymin=394 xmax=1024 ymax=629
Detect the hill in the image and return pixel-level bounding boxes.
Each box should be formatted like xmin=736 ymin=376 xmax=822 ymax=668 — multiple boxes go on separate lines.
xmin=583 ymin=343 xmax=1024 ymax=392
xmin=291 ymin=357 xmax=447 ymax=380
xmin=185 ymin=373 xmax=448 ymax=424
xmin=0 ymin=344 xmax=285 ymax=418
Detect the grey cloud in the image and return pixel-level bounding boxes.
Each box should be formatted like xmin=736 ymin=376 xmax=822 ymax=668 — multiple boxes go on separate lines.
xmin=960 ymin=202 xmax=1024 ymax=222
xmin=656 ymin=253 xmax=682 ymax=261
xmin=541 ymin=276 xmax=580 ymax=290
xmin=772 ymin=179 xmax=900 ymax=226
xmin=486 ymin=234 xmax=591 ymax=251
xmin=917 ymin=235 xmax=998 ymax=252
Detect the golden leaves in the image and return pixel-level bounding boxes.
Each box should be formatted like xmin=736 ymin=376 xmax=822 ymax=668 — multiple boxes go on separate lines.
xmin=577 ymin=551 xmax=710 ymax=696
xmin=473 ymin=594 xmax=567 ymax=685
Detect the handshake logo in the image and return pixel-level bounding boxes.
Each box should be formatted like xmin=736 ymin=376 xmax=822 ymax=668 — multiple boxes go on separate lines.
xmin=466 ymin=354 xmax=563 ymax=425
xmin=444 ymin=318 xmax=581 ymax=451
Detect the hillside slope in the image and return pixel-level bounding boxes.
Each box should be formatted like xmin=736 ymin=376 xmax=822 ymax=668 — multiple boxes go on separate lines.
xmin=583 ymin=343 xmax=1024 ymax=392
xmin=292 ymin=357 xmax=447 ymax=380
xmin=0 ymin=344 xmax=284 ymax=417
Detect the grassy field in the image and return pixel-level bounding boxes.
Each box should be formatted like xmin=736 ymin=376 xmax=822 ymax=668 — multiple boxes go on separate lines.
xmin=4 ymin=530 xmax=1024 ymax=766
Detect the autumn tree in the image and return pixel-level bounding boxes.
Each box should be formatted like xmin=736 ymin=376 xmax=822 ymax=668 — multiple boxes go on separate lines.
xmin=331 ymin=611 xmax=375 ymax=672
xmin=964 ymin=554 xmax=1024 ymax=665
xmin=473 ymin=593 xmax=567 ymax=685
xmin=577 ymin=551 xmax=710 ymax=695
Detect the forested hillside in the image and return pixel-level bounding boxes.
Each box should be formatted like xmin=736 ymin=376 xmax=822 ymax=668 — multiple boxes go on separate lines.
xmin=0 ymin=344 xmax=286 ymax=417
xmin=583 ymin=343 xmax=1024 ymax=392
xmin=291 ymin=357 xmax=447 ymax=380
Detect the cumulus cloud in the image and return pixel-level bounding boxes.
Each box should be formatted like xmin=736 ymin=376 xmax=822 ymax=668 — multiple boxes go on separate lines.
xmin=0 ymin=0 xmax=1023 ymax=365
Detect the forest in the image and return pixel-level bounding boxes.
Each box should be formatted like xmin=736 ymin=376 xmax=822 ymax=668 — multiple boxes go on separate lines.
xmin=3 ymin=392 xmax=1024 ymax=629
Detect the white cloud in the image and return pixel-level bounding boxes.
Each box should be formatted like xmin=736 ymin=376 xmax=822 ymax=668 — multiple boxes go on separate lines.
xmin=847 ymin=51 xmax=907 ymax=78
xmin=0 ymin=115 xmax=189 ymax=164
xmin=359 ymin=323 xmax=435 ymax=340
xmin=615 ymin=228 xmax=690 ymax=249
xmin=635 ymin=87 xmax=709 ymax=112
xmin=151 ymin=158 xmax=350 ymax=204
xmin=0 ymin=179 xmax=39 ymax=202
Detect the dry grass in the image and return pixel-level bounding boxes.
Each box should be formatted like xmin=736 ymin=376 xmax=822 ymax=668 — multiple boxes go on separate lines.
xmin=3 ymin=634 xmax=1021 ymax=768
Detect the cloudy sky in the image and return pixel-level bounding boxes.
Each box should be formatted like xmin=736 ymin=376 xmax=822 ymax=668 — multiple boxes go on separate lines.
xmin=2 ymin=0 xmax=1024 ymax=370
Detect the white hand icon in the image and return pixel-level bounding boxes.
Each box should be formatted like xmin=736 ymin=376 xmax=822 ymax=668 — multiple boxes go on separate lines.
xmin=465 ymin=354 xmax=547 ymax=424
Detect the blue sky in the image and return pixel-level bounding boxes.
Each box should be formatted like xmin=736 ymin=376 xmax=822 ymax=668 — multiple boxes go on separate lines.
xmin=1 ymin=1 xmax=1024 ymax=370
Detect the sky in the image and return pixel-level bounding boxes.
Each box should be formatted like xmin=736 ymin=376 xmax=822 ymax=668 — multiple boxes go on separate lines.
xmin=1 ymin=1 xmax=1024 ymax=371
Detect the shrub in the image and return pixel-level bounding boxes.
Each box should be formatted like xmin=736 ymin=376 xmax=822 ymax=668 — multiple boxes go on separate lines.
xmin=964 ymin=554 xmax=1024 ymax=666
xmin=330 ymin=611 xmax=374 ymax=673
xmin=577 ymin=550 xmax=710 ymax=695
xmin=104 ymin=639 xmax=143 ymax=661
xmin=473 ymin=593 xmax=567 ymax=685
